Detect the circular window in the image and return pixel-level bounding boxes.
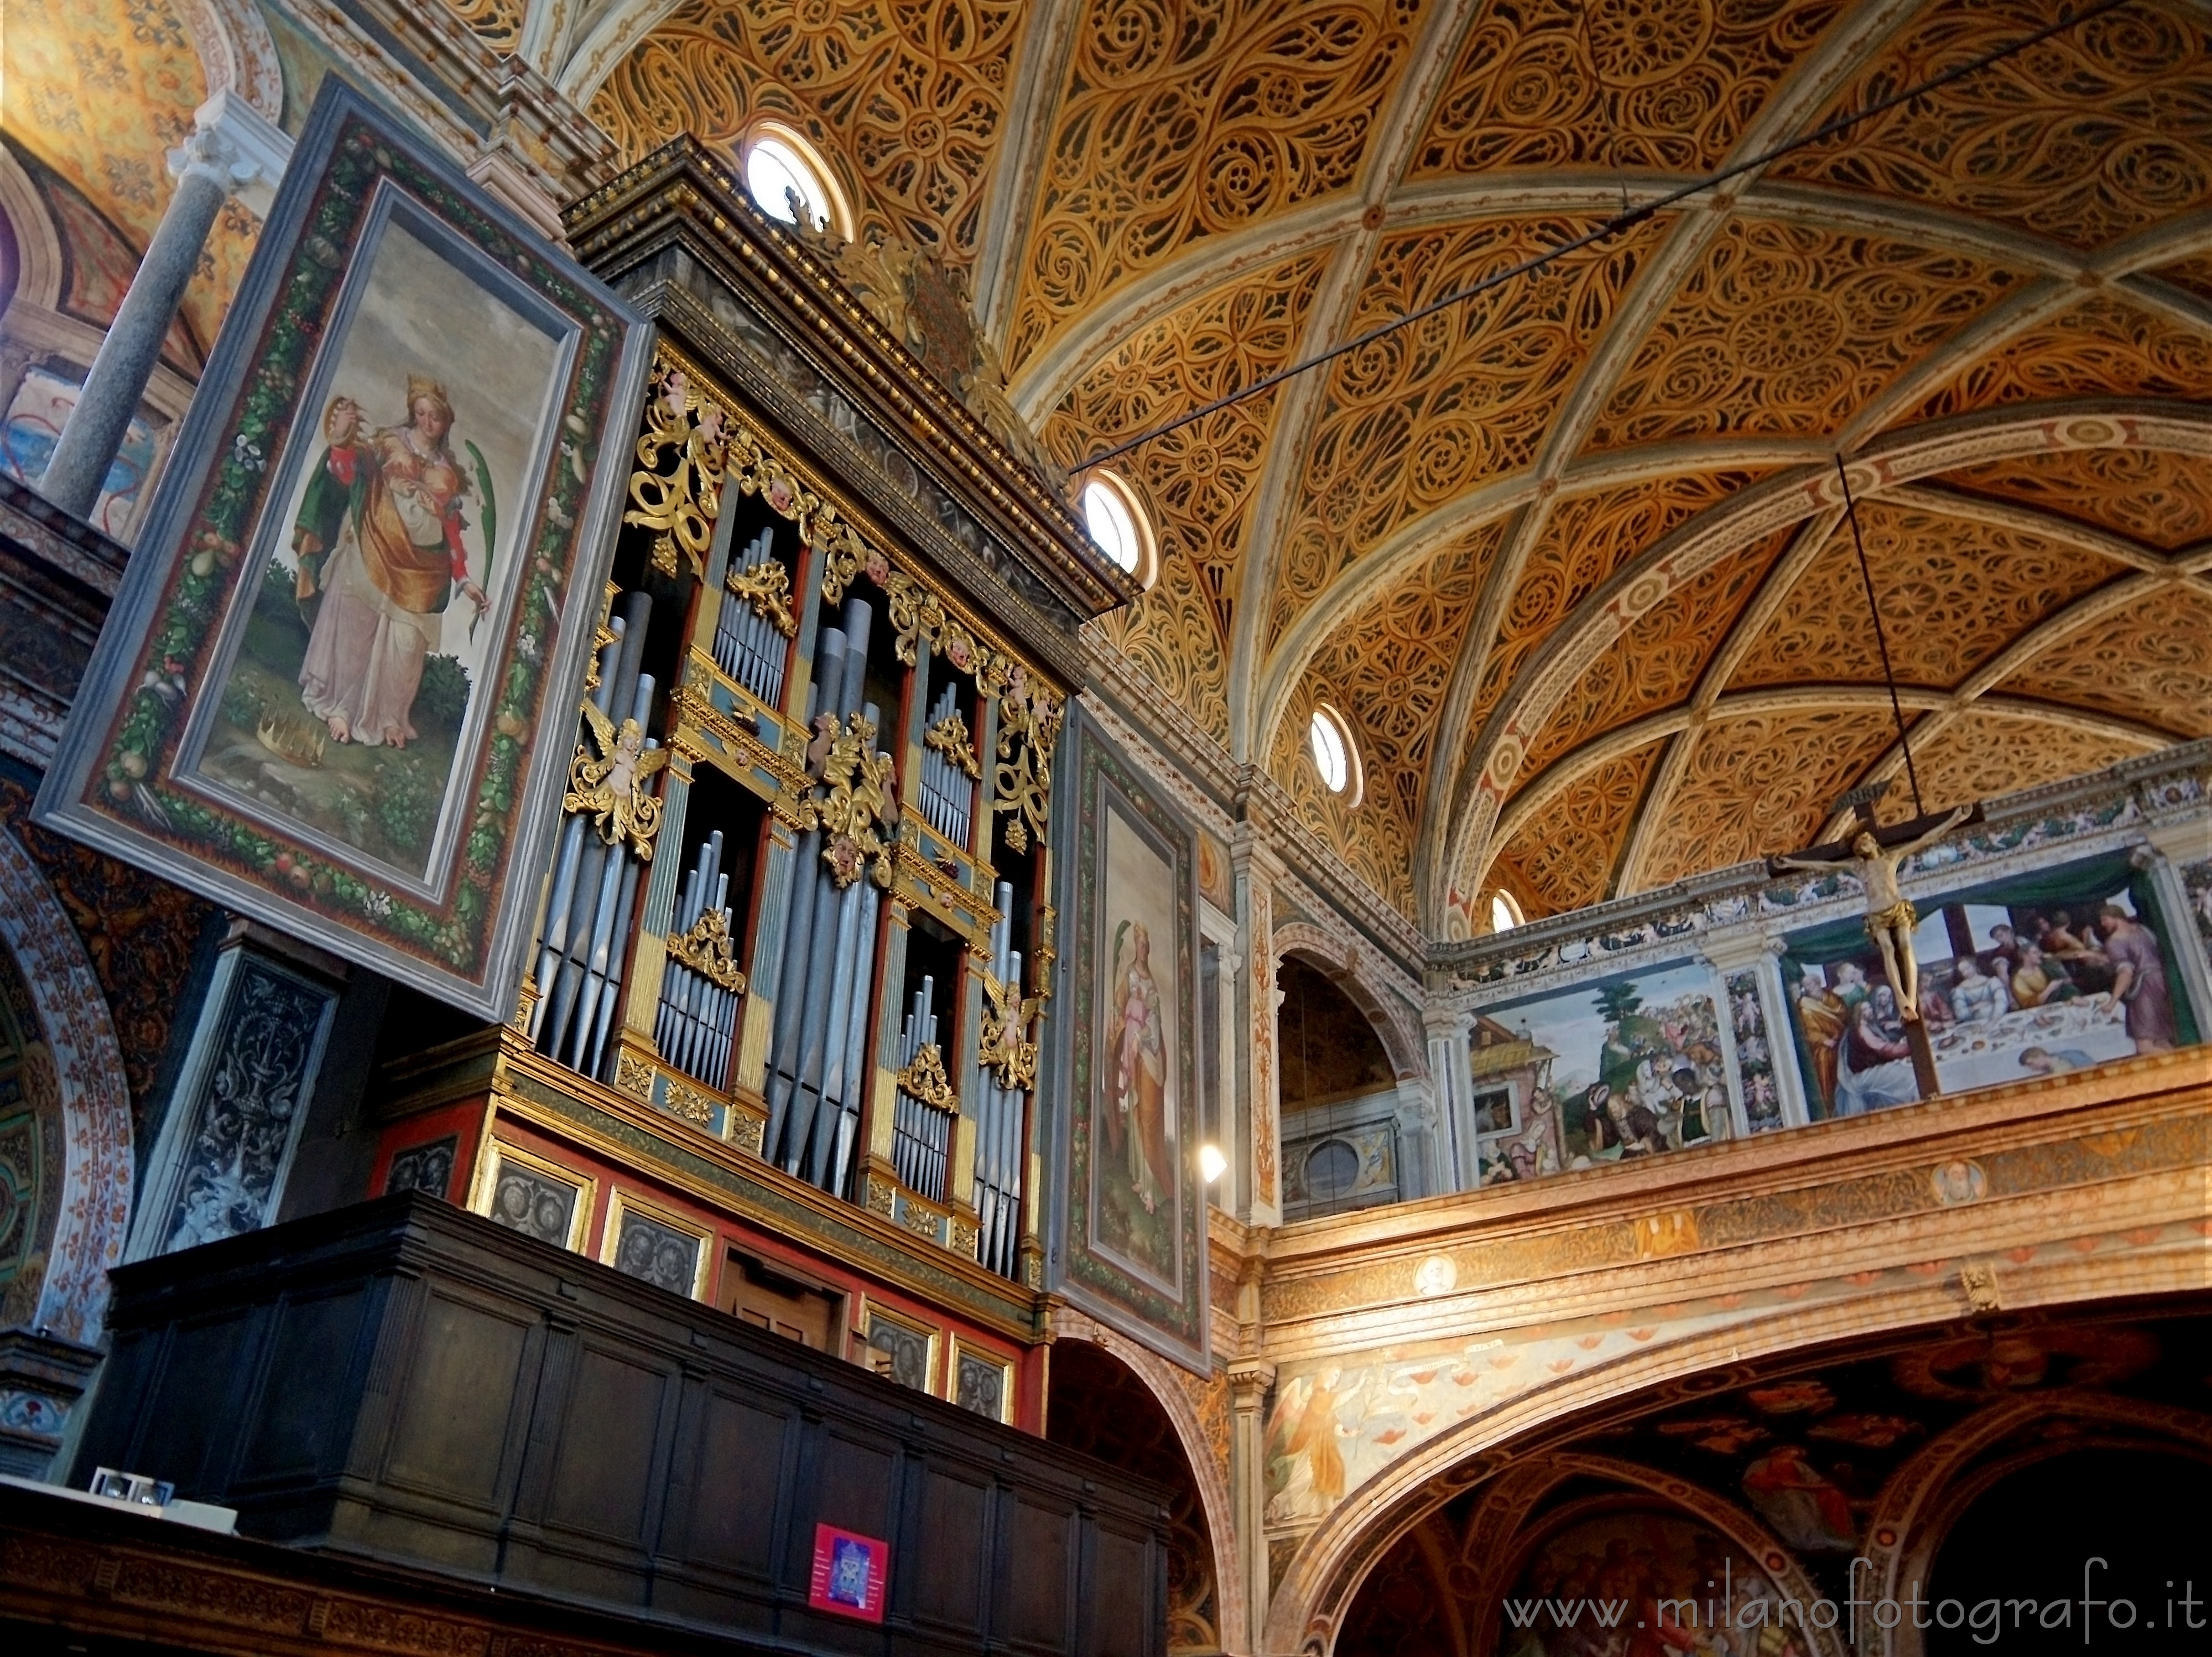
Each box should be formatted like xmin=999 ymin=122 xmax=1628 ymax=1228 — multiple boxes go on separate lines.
xmin=1490 ymin=890 xmax=1523 ymax=933
xmin=741 ymin=127 xmax=847 ymax=237
xmin=1307 ymin=703 xmax=1362 ymax=805
xmin=1081 ymin=472 xmax=1155 ymax=585
xmin=1304 ymin=1139 xmax=1361 ymax=1203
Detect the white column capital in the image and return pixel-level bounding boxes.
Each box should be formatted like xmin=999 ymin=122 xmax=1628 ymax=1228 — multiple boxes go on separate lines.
xmin=179 ymin=89 xmax=294 ymax=219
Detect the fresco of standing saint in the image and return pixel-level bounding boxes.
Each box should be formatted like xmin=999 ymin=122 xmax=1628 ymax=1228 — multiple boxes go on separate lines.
xmin=187 ymin=213 xmax=563 ymax=881
xmin=297 ymin=375 xmax=488 ymax=749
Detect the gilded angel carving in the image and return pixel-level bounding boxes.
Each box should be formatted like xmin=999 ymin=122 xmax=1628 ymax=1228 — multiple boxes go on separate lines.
xmin=978 ymin=960 xmax=1042 ymax=1093
xmin=565 ymin=700 xmax=669 ymax=859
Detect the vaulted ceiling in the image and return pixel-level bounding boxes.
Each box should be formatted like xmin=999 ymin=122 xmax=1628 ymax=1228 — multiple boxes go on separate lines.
xmin=18 ymin=0 xmax=2208 ymax=938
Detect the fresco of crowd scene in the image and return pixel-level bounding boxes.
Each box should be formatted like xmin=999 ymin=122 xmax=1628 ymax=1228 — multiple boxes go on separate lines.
xmin=1784 ymin=869 xmax=2185 ymax=1116
xmin=1476 ymin=962 xmax=1731 ymax=1185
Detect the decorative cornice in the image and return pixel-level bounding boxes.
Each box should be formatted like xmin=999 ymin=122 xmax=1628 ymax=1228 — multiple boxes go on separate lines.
xmin=562 ymin=141 xmax=1137 ymax=626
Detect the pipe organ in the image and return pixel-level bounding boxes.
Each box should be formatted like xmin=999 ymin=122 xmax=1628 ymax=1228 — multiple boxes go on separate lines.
xmin=507 ymin=344 xmax=1073 ymax=1280
xmin=361 ymin=138 xmax=1136 ymax=1416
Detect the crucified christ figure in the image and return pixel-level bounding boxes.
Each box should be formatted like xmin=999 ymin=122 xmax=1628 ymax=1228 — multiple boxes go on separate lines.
xmin=1772 ymin=805 xmax=1974 ymax=1022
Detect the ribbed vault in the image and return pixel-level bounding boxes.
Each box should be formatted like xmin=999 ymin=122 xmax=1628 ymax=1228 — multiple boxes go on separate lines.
xmin=517 ymin=0 xmax=2212 ymax=932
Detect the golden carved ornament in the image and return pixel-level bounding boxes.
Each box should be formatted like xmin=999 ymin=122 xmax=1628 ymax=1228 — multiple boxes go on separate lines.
xmin=1769 ymin=0 xmax=2212 ymax=252
xmin=1007 ymin=0 xmax=1409 ymax=371
xmin=895 ymin=1042 xmax=960 ymax=1113
xmin=1491 ymin=742 xmax=1665 ymax=915
xmin=590 ymin=0 xmax=1026 ymax=264
xmin=811 ymin=711 xmax=901 ymax=888
xmin=627 ymin=361 xmax=733 ymax=579
xmin=977 ymin=958 xmax=1041 ymax=1094
xmin=668 ymin=907 xmax=747 ymax=993
xmin=1413 ymin=0 xmax=1848 ymax=179
xmin=1269 ymin=675 xmax=1415 ymax=916
xmin=439 ymin=0 xmax=524 ymax=52
xmin=1591 ymin=218 xmax=2024 ymax=453
xmin=583 ymin=581 xmax=620 ymax=695
xmin=1890 ymin=711 xmax=2154 ymax=817
xmin=926 ymin=709 xmax=980 ymax=779
xmin=1941 ymin=448 xmax=2212 ymax=553
xmin=1516 ymin=529 xmax=1784 ymax=781
xmin=725 ymin=557 xmax=797 ymax=638
xmin=1729 ymin=502 xmax=2120 ymax=694
xmin=686 ymin=402 xmax=1066 ymax=857
xmin=1274 ymin=215 xmax=1662 ymax=650
xmin=1033 ymin=904 xmax=1057 ymax=1009
xmin=1912 ymin=293 xmax=2212 ymax=424
xmin=1993 ymin=587 xmax=2212 ymax=741
xmin=1466 ymin=471 xmax=1772 ymax=761
xmin=988 ymin=667 xmax=1061 ymax=855
xmin=1637 ymin=708 xmax=1899 ymax=890
xmin=662 ymin=1078 xmax=718 ymax=1129
xmin=566 ymin=702 xmax=670 ymax=860
xmin=615 ymin=1053 xmax=655 ymax=1101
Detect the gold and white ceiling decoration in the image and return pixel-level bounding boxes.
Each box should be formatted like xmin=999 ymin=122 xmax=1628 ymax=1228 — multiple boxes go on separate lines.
xmin=487 ymin=0 xmax=2212 ymax=933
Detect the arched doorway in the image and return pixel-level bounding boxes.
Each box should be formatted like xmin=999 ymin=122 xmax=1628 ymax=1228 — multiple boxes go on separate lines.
xmin=1049 ymin=1338 xmax=1225 ymax=1655
xmin=1276 ymin=955 xmax=1406 ymax=1218
xmin=1325 ymin=1302 xmax=2212 ymax=1657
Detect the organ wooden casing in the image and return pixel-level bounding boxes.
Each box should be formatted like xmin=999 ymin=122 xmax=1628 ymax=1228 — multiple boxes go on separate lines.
xmin=365 ymin=138 xmax=1137 ymax=1426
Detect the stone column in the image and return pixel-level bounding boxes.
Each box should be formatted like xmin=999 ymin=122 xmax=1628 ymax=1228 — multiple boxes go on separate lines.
xmin=1227 ymin=1357 xmax=1277 ymax=1652
xmin=41 ymin=91 xmax=290 ymax=521
xmin=1423 ymin=1004 xmax=1475 ymax=1190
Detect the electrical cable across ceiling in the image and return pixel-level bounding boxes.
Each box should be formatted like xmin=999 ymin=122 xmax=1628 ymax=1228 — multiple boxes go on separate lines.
xmin=1076 ymin=0 xmax=2143 ymax=473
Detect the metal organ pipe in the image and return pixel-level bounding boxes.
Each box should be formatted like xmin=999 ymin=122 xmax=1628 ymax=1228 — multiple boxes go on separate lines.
xmin=768 ymin=598 xmax=881 ymax=1201
xmin=656 ymin=829 xmax=740 ymax=1090
xmin=533 ymin=592 xmax=656 ymax=1082
xmin=917 ymin=681 xmax=972 ymax=849
xmin=973 ymin=880 xmax=1027 ymax=1280
xmin=715 ymin=527 xmax=787 ymax=706
xmin=891 ymin=977 xmax=949 ymax=1201
xmin=762 ymin=626 xmax=841 ymax=1163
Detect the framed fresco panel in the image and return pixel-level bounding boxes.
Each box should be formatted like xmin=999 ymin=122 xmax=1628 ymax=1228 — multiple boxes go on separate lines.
xmin=1778 ymin=848 xmax=2203 ymax=1118
xmin=36 ymin=82 xmax=650 ymax=1018
xmin=1471 ymin=959 xmax=1735 ymax=1186
xmin=601 ymin=1189 xmax=712 ymax=1301
xmin=1052 ymin=706 xmax=1205 ymax=1371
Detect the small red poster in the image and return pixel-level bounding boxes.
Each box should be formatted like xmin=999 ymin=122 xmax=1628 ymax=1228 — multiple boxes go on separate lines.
xmin=807 ymin=1522 xmax=890 ymax=1622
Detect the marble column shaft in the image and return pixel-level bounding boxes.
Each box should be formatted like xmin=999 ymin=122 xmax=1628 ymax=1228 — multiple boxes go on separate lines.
xmin=40 ymin=134 xmax=236 ymax=520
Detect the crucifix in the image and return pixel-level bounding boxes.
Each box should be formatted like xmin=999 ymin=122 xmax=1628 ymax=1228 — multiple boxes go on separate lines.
xmin=1761 ymin=459 xmax=1991 ymax=1099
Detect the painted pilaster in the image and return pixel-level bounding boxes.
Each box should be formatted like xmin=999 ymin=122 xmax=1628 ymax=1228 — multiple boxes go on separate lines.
xmin=41 ymin=93 xmax=290 ymax=518
xmin=126 ymin=929 xmax=341 ymax=1261
xmin=1227 ymin=1357 xmax=1277 ymax=1653
xmin=1231 ymin=828 xmax=1283 ymax=1227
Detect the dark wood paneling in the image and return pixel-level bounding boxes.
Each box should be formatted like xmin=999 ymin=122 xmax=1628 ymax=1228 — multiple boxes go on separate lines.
xmin=383 ymin=1290 xmax=533 ymax=1507
xmin=1004 ymin=1495 xmax=1074 ymax=1651
xmin=76 ymin=1194 xmax=1168 ymax=1657
xmin=912 ymin=1467 xmax=987 ymax=1630
xmin=238 ymin=1286 xmax=372 ymax=1484
xmin=685 ymin=1388 xmax=791 ymax=1575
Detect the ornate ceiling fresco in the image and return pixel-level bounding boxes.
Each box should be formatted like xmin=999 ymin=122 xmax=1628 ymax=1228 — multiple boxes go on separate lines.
xmin=1 ymin=0 xmax=259 ymax=367
xmin=25 ymin=0 xmax=2171 ymax=937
